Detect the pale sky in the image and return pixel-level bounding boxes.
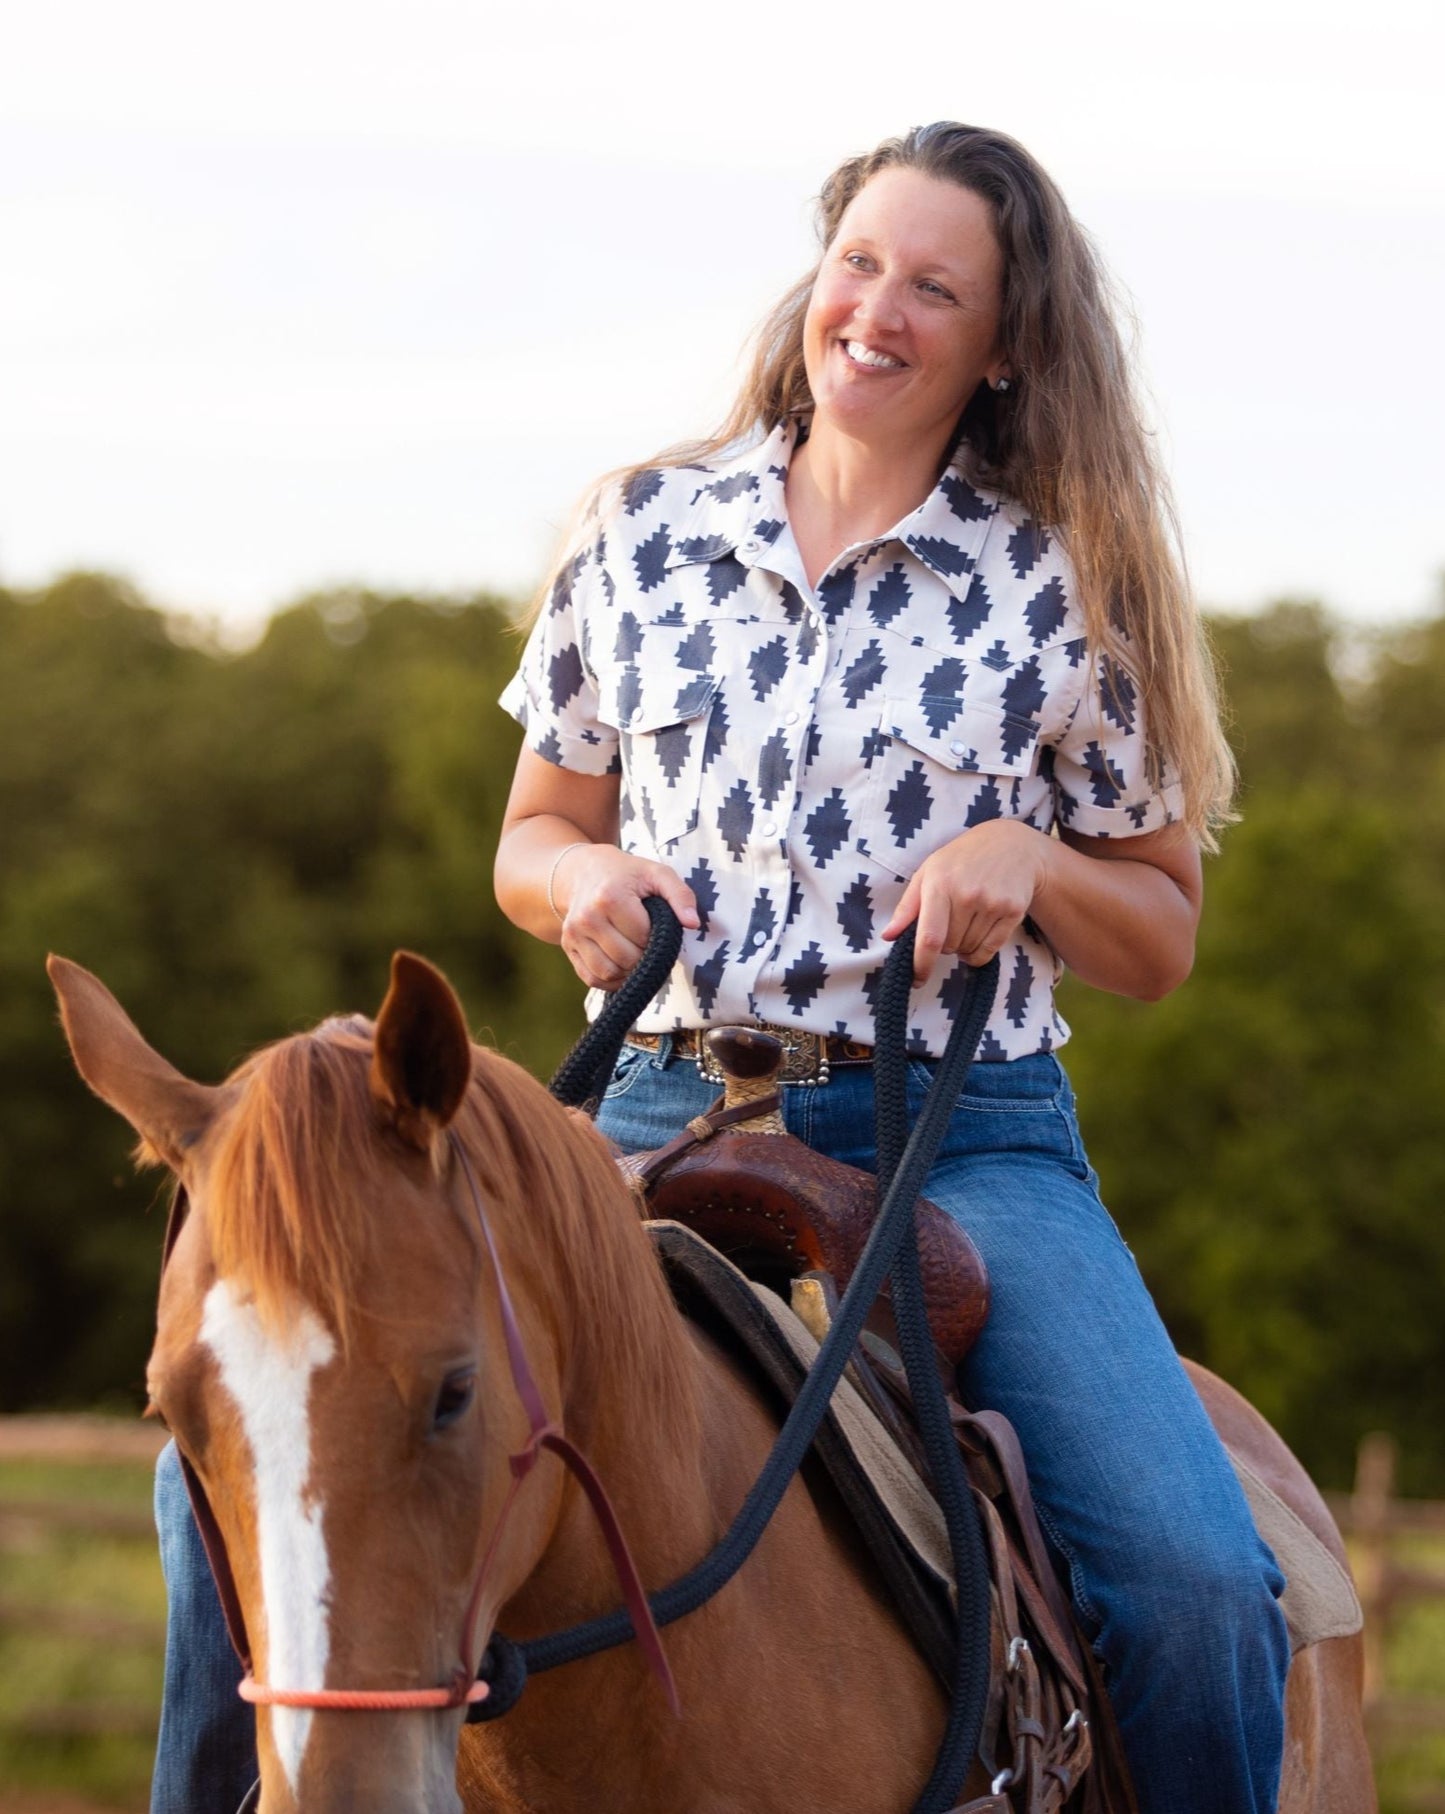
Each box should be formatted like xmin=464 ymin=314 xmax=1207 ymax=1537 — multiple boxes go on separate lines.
xmin=2 ymin=0 xmax=1441 ymax=637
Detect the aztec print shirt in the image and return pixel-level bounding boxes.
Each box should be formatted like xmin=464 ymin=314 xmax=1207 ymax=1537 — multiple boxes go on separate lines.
xmin=501 ymin=421 xmax=1183 ymax=1061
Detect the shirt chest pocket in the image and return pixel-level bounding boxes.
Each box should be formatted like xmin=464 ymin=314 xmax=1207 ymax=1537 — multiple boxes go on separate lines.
xmin=856 ymin=690 xmax=1042 ymax=882
xmin=599 ymin=664 xmax=721 ymax=849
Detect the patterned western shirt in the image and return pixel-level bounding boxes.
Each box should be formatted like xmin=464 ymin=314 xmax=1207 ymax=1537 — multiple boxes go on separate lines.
xmin=501 ymin=421 xmax=1182 ymax=1060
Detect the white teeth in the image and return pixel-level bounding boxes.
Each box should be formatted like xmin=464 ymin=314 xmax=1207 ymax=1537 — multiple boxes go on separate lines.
xmin=844 ymin=341 xmax=903 ymax=369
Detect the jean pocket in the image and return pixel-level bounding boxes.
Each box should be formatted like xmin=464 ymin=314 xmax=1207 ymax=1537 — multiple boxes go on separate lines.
xmin=908 ymin=1055 xmax=1061 ymax=1116
xmin=601 ymin=1044 xmax=652 ymax=1101
xmin=907 ymin=1055 xmax=1091 ymax=1176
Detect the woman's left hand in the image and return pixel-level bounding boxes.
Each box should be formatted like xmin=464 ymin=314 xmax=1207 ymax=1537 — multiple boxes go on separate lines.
xmin=881 ymin=820 xmax=1054 ymax=982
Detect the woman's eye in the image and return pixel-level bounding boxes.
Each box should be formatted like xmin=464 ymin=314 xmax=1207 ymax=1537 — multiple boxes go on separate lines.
xmin=432 ymin=1370 xmax=476 ymax=1432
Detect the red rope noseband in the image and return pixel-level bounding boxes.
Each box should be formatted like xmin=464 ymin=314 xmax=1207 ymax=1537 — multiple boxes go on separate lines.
xmin=239 ymin=1675 xmax=490 ymax=1711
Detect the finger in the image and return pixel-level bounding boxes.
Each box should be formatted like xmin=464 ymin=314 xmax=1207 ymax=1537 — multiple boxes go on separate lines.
xmin=646 ymin=865 xmax=702 ymax=931
xmin=881 ymin=873 xmax=922 ymax=942
xmin=565 ymin=925 xmax=645 ymax=990
xmin=910 ymin=889 xmax=954 ymax=984
xmin=959 ymin=914 xmax=1018 ymax=968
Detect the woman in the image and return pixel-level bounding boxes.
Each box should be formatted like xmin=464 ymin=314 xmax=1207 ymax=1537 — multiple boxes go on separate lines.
xmin=494 ymin=123 xmax=1289 ymax=1813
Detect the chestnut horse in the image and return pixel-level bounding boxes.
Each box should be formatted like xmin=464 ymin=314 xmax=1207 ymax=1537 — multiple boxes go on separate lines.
xmin=49 ymin=950 xmax=1372 ymax=1813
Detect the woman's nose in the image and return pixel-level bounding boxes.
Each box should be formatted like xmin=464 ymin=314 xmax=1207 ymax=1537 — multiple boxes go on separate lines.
xmin=852 ymin=276 xmax=906 ymax=337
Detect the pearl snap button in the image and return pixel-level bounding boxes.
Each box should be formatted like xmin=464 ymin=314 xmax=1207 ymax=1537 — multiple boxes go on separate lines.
xmin=761 ymin=822 xmax=778 ymax=837
xmin=949 ymin=740 xmax=966 ymax=755
xmin=785 ymin=711 xmax=800 ymax=725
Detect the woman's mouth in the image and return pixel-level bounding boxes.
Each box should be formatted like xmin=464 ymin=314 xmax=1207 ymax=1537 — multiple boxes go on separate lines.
xmin=841 ymin=340 xmax=904 ymax=372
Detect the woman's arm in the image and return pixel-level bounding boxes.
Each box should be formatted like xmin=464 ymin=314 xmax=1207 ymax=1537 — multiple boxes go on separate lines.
xmin=494 ymin=747 xmax=700 ymax=990
xmin=881 ymin=819 xmax=1202 ymax=1000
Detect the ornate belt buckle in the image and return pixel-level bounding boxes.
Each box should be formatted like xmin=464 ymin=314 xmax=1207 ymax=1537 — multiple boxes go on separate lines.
xmin=776 ymin=1028 xmax=828 ymax=1086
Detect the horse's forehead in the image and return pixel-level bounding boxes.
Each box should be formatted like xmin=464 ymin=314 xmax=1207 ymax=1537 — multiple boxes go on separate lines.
xmin=200 ymin=1277 xmax=337 ymax=1411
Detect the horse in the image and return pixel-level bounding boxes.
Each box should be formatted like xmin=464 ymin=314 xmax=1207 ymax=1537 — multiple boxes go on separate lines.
xmin=48 ymin=949 xmax=1374 ymax=1813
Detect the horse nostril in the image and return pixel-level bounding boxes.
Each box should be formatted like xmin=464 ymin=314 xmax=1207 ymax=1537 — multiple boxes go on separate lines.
xmin=432 ymin=1368 xmax=477 ymax=1433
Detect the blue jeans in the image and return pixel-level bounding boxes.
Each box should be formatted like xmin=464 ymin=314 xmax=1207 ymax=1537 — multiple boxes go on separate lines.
xmin=151 ymin=1047 xmax=1289 ymax=1812
xmin=598 ymin=1043 xmax=1290 ymax=1814
xmin=152 ymin=1438 xmax=258 ymax=1813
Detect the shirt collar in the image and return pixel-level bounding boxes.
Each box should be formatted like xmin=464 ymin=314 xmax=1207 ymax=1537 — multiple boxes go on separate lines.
xmin=665 ymin=421 xmax=1002 ymax=589
xmin=664 ymin=421 xmax=795 ymax=571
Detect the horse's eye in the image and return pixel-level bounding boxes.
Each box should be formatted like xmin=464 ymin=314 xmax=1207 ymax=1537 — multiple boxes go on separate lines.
xmin=432 ymin=1369 xmax=476 ymax=1433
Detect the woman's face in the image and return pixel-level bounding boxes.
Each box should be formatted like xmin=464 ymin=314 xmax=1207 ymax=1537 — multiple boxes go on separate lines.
xmin=803 ymin=166 xmax=1008 ymax=458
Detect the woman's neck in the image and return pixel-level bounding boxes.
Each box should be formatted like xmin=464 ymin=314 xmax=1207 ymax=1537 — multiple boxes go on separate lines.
xmin=785 ymin=419 xmax=950 ymax=591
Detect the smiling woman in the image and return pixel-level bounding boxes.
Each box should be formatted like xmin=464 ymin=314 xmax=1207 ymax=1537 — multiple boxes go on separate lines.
xmin=489 ymin=122 xmax=1290 ymax=1814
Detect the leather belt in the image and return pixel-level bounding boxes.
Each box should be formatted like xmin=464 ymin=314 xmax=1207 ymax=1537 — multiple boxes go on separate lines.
xmin=626 ymin=1025 xmax=873 ymax=1086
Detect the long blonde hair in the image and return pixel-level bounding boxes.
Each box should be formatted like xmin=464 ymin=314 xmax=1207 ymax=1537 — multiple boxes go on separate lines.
xmin=552 ymin=123 xmax=1235 ymax=841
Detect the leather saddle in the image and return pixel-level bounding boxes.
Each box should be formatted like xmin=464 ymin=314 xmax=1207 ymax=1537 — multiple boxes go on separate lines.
xmin=618 ymin=1025 xmax=990 ymax=1370
xmin=614 ymin=1027 xmax=1137 ymax=1814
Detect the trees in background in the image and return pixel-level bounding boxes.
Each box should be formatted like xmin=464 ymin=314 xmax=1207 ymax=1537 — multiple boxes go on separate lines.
xmin=2 ymin=576 xmax=1442 ymax=1490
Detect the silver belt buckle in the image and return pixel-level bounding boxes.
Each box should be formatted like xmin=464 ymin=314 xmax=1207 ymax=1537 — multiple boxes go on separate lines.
xmin=777 ymin=1028 xmax=828 ymax=1085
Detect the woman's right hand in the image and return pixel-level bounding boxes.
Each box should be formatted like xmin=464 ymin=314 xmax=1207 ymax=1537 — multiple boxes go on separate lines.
xmin=551 ymin=844 xmax=699 ymax=991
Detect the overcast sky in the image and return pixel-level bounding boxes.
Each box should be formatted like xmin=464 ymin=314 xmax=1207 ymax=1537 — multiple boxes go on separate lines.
xmin=2 ymin=0 xmax=1441 ymax=637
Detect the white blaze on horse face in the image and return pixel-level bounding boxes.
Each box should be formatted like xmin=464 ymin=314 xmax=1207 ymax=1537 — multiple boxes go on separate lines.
xmin=200 ymin=1278 xmax=337 ymax=1795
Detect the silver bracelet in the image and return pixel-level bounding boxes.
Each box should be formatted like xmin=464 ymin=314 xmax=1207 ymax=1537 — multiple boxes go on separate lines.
xmin=546 ymin=842 xmax=589 ymax=925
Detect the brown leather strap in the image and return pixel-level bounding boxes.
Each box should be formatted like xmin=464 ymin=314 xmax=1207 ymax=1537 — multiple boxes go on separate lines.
xmin=955 ymin=1407 xmax=1087 ymax=1699
xmin=625 ymin=1091 xmax=783 ymax=1189
xmin=179 ymin=1448 xmax=253 ymax=1671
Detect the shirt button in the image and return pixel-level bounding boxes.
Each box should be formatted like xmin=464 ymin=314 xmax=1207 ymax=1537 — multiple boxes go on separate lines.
xmin=761 ymin=822 xmax=778 ymax=838
xmin=741 ymin=538 xmax=760 ymax=555
xmin=632 ymin=708 xmax=644 ymax=723
xmin=949 ymin=740 xmax=966 ymax=756
xmin=785 ymin=711 xmax=800 ymax=725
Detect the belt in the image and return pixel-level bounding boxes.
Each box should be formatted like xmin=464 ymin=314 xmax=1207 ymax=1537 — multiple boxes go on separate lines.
xmin=626 ymin=1025 xmax=873 ymax=1086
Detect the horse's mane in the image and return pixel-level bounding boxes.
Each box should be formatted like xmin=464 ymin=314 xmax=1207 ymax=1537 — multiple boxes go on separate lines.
xmin=193 ymin=1019 xmax=696 ymax=1443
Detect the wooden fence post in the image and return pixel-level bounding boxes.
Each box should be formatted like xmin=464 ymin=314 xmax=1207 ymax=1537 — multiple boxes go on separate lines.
xmin=1351 ymin=1429 xmax=1397 ymax=1709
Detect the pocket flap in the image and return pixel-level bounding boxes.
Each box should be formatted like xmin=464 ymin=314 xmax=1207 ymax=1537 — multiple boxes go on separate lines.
xmin=881 ymin=694 xmax=1039 ymax=776
xmin=600 ymin=670 xmax=720 ymax=735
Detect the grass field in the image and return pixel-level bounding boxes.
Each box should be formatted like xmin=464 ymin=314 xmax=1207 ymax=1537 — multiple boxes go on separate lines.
xmin=1 ymin=1442 xmax=1442 ymax=1811
xmin=0 ymin=1454 xmax=161 ymax=1812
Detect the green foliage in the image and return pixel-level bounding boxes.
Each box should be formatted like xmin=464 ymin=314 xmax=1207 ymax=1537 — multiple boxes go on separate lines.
xmin=0 ymin=575 xmax=582 ymax=1415
xmin=1065 ymin=595 xmax=1445 ymax=1494
xmin=2 ymin=574 xmax=1443 ymax=1504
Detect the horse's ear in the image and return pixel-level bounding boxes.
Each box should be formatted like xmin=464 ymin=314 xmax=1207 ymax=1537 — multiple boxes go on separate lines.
xmin=370 ymin=951 xmax=472 ymax=1151
xmin=47 ymin=955 xmax=220 ymax=1172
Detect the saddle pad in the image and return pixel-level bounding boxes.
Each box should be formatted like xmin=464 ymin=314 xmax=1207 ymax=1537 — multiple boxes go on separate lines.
xmin=649 ymin=1220 xmax=958 ymax=1684
xmin=1230 ymin=1457 xmax=1362 ymax=1650
xmin=648 ymin=1221 xmax=1362 ymax=1656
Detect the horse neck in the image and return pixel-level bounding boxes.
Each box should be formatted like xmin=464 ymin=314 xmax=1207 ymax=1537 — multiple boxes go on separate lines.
xmin=501 ymin=1273 xmax=721 ymax=1639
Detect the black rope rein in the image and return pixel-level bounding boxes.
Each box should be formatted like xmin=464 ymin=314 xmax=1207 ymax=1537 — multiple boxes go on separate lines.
xmin=549 ymin=895 xmax=682 ymax=1112
xmin=489 ymin=901 xmax=997 ymax=1813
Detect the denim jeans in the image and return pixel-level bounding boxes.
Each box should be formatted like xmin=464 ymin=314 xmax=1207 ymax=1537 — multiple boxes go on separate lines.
xmin=150 ymin=1045 xmax=1289 ymax=1813
xmin=152 ymin=1438 xmax=258 ymax=1813
xmin=598 ymin=1043 xmax=1290 ymax=1814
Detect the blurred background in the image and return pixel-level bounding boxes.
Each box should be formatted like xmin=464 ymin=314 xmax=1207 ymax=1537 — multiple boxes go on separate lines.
xmin=2 ymin=0 xmax=1442 ymax=1806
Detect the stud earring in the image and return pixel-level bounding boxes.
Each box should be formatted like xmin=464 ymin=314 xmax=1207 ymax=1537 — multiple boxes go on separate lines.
xmin=993 ymin=376 xmax=1011 ymax=394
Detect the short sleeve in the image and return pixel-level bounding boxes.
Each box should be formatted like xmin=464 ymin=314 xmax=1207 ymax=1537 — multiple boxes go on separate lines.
xmin=1050 ymin=647 xmax=1185 ymax=837
xmin=498 ymin=522 xmax=621 ymax=778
